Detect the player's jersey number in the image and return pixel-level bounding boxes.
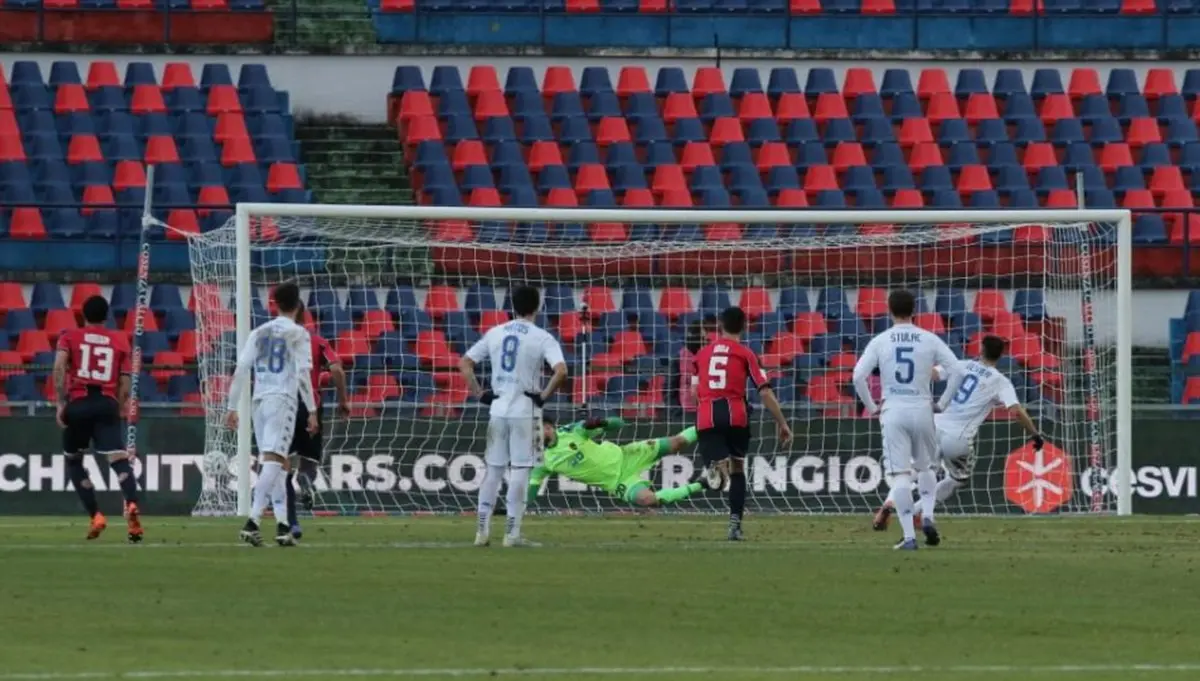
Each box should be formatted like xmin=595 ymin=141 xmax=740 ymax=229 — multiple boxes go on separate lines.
xmin=500 ymin=334 xmax=519 ymax=372
xmin=894 ymin=346 xmax=915 ymax=384
xmin=953 ymin=374 xmax=979 ymax=404
xmin=76 ymin=343 xmax=115 ymax=382
xmin=255 ymin=336 xmax=288 ymax=374
xmin=707 ymin=355 xmax=728 ymax=389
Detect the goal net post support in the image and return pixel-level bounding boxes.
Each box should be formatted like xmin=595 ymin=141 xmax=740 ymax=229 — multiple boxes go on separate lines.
xmin=188 ymin=204 xmax=1132 ymax=518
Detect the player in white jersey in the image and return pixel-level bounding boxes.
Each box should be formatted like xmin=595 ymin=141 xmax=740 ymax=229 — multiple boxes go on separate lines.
xmin=852 ymin=290 xmax=964 ymax=551
xmin=874 ymin=335 xmax=1044 ymax=537
xmin=225 ymin=282 xmax=318 ymax=547
xmin=460 ymin=285 xmax=568 ymax=548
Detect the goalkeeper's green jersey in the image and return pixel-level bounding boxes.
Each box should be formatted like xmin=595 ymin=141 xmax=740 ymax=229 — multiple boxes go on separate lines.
xmin=536 ymin=419 xmax=624 ymax=491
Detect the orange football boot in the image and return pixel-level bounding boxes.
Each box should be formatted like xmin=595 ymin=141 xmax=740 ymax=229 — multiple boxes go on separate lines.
xmin=87 ymin=512 xmax=107 ymax=540
xmin=125 ymin=502 xmax=144 ymax=544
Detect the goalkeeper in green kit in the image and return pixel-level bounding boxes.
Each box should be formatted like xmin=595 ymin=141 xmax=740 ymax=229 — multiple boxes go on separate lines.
xmin=529 ymin=416 xmax=725 ymax=506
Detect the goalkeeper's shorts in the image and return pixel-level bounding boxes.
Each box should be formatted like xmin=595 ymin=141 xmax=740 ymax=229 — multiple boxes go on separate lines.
xmin=612 ymin=440 xmax=665 ymax=503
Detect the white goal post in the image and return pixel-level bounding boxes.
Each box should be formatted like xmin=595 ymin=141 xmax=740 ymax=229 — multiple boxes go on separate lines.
xmin=187 ymin=204 xmax=1132 ymax=518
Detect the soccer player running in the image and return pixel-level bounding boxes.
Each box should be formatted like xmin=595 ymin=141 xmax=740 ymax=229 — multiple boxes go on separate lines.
xmin=853 ymin=290 xmax=964 ymax=551
xmin=285 ymin=304 xmax=349 ymax=541
xmin=460 ymin=285 xmax=568 ymax=548
xmin=225 ymin=282 xmax=318 ymax=547
xmin=529 ymin=415 xmax=724 ymax=507
xmin=53 ymin=295 xmax=141 ymax=542
xmin=692 ymin=306 xmax=793 ymax=541
xmin=873 ymin=335 xmax=1044 ymax=540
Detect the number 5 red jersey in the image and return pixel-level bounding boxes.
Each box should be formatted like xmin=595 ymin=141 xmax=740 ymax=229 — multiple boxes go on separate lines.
xmin=57 ymin=328 xmax=132 ymax=401
xmin=692 ymin=338 xmax=770 ymax=429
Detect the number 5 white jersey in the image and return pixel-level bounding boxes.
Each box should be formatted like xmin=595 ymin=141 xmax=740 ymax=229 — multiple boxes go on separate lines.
xmin=935 ymin=359 xmax=1020 ymax=442
xmin=466 ymin=319 xmax=566 ymax=418
xmin=852 ymin=323 xmax=960 ymax=414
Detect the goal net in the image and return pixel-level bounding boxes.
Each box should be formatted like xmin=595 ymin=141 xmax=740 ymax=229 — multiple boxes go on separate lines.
xmin=179 ymin=206 xmax=1131 ymax=517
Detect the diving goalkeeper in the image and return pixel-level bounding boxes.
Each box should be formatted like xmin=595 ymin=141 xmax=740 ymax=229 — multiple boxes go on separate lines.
xmin=529 ymin=416 xmax=724 ymax=507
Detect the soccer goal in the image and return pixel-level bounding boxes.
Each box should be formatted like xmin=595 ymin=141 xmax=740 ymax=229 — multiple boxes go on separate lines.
xmin=180 ymin=204 xmax=1132 ymax=518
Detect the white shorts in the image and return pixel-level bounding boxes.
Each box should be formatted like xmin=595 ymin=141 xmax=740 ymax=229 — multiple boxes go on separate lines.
xmin=880 ymin=408 xmax=937 ymax=475
xmin=485 ymin=416 xmax=543 ymax=468
xmin=937 ymin=429 xmax=976 ymax=481
xmin=253 ymin=394 xmax=298 ymax=457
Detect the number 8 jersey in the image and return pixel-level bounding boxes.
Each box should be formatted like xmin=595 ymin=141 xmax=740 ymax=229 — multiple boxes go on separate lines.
xmin=466 ymin=319 xmax=565 ymax=418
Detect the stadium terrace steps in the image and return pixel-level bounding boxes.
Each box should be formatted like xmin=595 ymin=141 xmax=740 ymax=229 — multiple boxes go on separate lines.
xmin=296 ymin=120 xmax=412 ymax=204
xmin=271 ymin=0 xmax=378 ymax=49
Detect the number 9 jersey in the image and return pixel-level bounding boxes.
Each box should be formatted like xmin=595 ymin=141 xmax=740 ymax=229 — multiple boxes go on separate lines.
xmin=466 ymin=319 xmax=565 ymax=418
xmin=935 ymin=359 xmax=1020 ymax=443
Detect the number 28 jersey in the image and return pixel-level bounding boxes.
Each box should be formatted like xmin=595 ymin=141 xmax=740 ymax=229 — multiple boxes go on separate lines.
xmin=466 ymin=319 xmax=565 ymax=418
xmin=692 ymin=339 xmax=770 ymax=429
xmin=236 ymin=316 xmax=313 ymax=403
xmin=57 ymin=328 xmax=131 ymax=401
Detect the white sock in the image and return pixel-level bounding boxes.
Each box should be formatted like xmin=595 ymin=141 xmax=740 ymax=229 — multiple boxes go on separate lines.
xmin=917 ymin=469 xmax=937 ymax=522
xmin=476 ymin=465 xmax=505 ymax=537
xmin=891 ymin=474 xmax=916 ymax=541
xmin=250 ymin=460 xmax=283 ymax=525
xmin=884 ymin=486 xmax=896 ymax=506
xmin=271 ymin=468 xmax=289 ymax=529
xmin=936 ymin=477 xmax=962 ymax=504
xmin=505 ymin=466 xmax=531 ymax=539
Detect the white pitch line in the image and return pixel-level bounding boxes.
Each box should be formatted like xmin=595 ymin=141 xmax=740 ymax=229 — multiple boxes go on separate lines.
xmin=4 ymin=663 xmax=1200 ymax=680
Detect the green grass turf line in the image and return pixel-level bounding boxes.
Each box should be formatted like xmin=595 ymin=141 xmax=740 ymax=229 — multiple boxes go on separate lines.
xmin=1 ymin=516 xmax=1198 ymax=681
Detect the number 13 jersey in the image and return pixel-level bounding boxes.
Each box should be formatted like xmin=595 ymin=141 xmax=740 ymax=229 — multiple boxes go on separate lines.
xmin=466 ymin=319 xmax=565 ymax=418
xmin=57 ymin=328 xmax=131 ymax=401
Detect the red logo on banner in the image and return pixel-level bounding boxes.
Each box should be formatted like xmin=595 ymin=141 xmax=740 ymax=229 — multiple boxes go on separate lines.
xmin=1004 ymin=443 xmax=1073 ymax=514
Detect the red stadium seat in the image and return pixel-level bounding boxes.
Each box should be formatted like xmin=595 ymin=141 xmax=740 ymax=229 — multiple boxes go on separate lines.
xmin=575 ymin=164 xmax=610 ymax=195
xmin=0 ymin=351 xmax=24 ymax=379
xmin=898 ymin=118 xmax=934 ymax=147
xmin=544 ymin=188 xmax=578 ymax=207
xmin=1038 ymin=93 xmax=1074 ymax=125
xmin=1121 ymin=188 xmax=1155 ymax=209
xmin=611 ymin=330 xmax=649 ymax=361
xmin=755 ymin=142 xmax=790 ymax=172
xmin=789 ymin=0 xmax=821 ymax=13
xmin=622 ymin=188 xmax=655 ymax=207
xmin=67 ymin=135 xmax=103 ymax=164
xmin=267 ymin=163 xmax=303 ymax=192
xmin=130 ymin=85 xmax=167 ymax=115
xmin=917 ymin=69 xmax=952 ymax=100
xmin=963 ymin=93 xmax=1000 ymax=123
xmin=1150 ymin=166 xmax=1186 ymax=197
xmin=956 ymin=165 xmax=992 ymax=194
xmin=1144 ymin=68 xmax=1178 ymax=100
xmin=791 ymin=311 xmax=828 ymax=341
xmin=0 ymin=283 xmax=25 ymax=314
xmin=0 ymin=135 xmax=26 ymax=162
xmin=973 ymin=289 xmax=1008 ymax=321
xmin=16 ymin=330 xmax=51 ymax=362
xmin=566 ymin=0 xmax=600 ymax=11
xmin=401 ymin=117 xmax=441 ymax=149
xmin=692 ymin=67 xmax=727 ymax=100
xmin=1010 ymin=0 xmax=1046 ymax=15
xmin=1098 ymin=143 xmax=1134 ymax=172
xmin=151 ymin=352 xmax=185 ymax=382
xmin=774 ymin=188 xmax=808 ymax=207
xmin=812 ymin=93 xmax=849 ymax=122
xmin=86 ymin=62 xmax=120 ymax=90
xmin=1008 ymin=333 xmax=1043 ymax=362
xmin=828 ymin=352 xmax=858 ymax=370
xmin=527 ymin=141 xmax=563 ymax=173
xmin=775 ymin=93 xmax=810 ymax=122
xmin=473 ymin=90 xmax=508 ymax=121
xmin=1024 ymin=352 xmax=1060 ymax=371
xmin=658 ymin=287 xmax=694 ymax=319
xmin=663 ymin=93 xmax=698 ymax=123
xmin=144 ymin=135 xmax=181 ymax=164
xmin=831 ymin=142 xmax=867 ymax=172
xmin=214 ymin=113 xmax=250 ymax=144
xmin=856 ymin=288 xmax=888 ymax=318
xmin=54 ymin=84 xmax=89 ymax=114
xmin=433 ymin=220 xmax=473 ymax=242
xmin=582 ymin=286 xmax=617 ymax=315
xmin=1121 ymin=0 xmax=1155 ymax=14
xmin=596 ymin=117 xmax=632 ymax=147
xmin=380 ymin=0 xmax=415 ymax=10
xmin=1021 ymin=142 xmax=1058 ymax=172
xmin=555 ymin=312 xmax=585 ymax=344
xmin=709 ymin=118 xmax=745 ymax=147
xmin=1043 ymin=189 xmax=1077 ymax=208
xmin=415 ymin=331 xmax=460 ymax=369
xmin=680 ymin=142 xmax=716 ymax=173
xmin=991 ymin=312 xmax=1025 ymax=340
xmin=705 ymin=223 xmax=742 ymax=241
xmin=9 ymin=208 xmax=45 ymax=239
xmin=764 ymin=331 xmax=804 ymax=367
xmin=359 ymin=309 xmax=396 ymax=339
xmin=890 ymin=188 xmax=924 ymax=207
xmin=803 ymin=164 xmax=839 ymax=194
xmin=925 ymin=93 xmax=960 ymax=123
xmin=740 ymin=287 xmax=773 ymax=319
xmin=843 ymin=68 xmax=877 ymax=98
xmin=424 ymin=285 xmax=460 ymax=318
xmin=68 ymin=283 xmax=102 ymax=316
xmin=1183 ymin=332 xmax=1200 ymax=363
xmin=466 ymin=66 xmax=501 ymax=99
xmin=652 ymin=164 xmax=687 ymax=195
xmin=365 ymin=374 xmax=403 ymax=403
xmin=398 ymin=90 xmax=434 ymax=123
xmin=1068 ymin=68 xmax=1103 ymax=100
xmin=1184 ymin=377 xmax=1200 ymax=403
xmin=452 ymin=140 xmax=487 ymax=172
xmin=859 ymin=0 xmax=895 ymax=11
xmin=166 ymin=209 xmax=200 ymax=240
xmin=197 ymin=186 xmax=231 ymax=216
xmin=206 ymin=85 xmax=242 ymax=116
xmin=162 ymin=63 xmax=196 ymax=90
xmin=737 ymin=93 xmax=773 ymax=121
xmin=807 ymin=374 xmax=852 ymax=405
xmin=220 ymin=138 xmax=256 ymax=166
xmin=0 ymin=89 xmax=11 ymax=113
xmin=1014 ymin=224 xmax=1050 ymax=242
xmin=123 ymin=307 xmax=159 ymax=333
xmin=914 ymin=312 xmax=946 ymax=335
xmin=81 ymin=186 xmax=116 ymax=215
xmin=1126 ymin=118 xmax=1162 ymax=148
xmin=589 ymin=222 xmax=627 ymax=242
xmin=331 ymin=331 xmax=369 ymax=365
xmin=43 ymin=309 xmax=78 ymax=339
xmin=908 ymin=143 xmax=943 ymax=172
xmin=113 ymin=160 xmax=147 ymax=191
xmin=192 ymin=0 xmax=230 ymax=10
xmin=542 ymin=66 xmax=576 ymax=98
xmin=616 ymin=67 xmax=651 ymax=98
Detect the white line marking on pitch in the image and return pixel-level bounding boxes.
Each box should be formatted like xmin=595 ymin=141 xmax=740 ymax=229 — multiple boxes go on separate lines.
xmin=4 ymin=664 xmax=1200 ymax=680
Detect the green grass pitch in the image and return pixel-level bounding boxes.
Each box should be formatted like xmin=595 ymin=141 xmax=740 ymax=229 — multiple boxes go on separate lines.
xmin=1 ymin=515 xmax=1198 ymax=681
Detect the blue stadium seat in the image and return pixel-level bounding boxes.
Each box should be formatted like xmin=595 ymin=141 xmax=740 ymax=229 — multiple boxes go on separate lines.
xmin=29 ymin=282 xmax=66 ymax=313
